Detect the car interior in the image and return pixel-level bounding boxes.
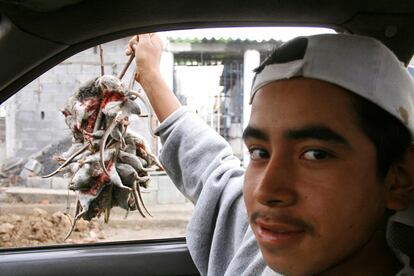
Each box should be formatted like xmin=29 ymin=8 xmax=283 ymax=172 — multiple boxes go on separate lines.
xmin=0 ymin=0 xmax=413 ymax=275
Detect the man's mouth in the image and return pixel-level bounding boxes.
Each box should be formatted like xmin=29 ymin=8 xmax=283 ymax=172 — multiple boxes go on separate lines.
xmin=251 ymin=214 xmax=312 ymax=249
xmin=255 ymin=220 xmax=305 ymax=247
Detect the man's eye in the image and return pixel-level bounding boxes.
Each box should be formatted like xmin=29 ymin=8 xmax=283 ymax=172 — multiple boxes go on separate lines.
xmin=249 ymin=148 xmax=269 ymax=160
xmin=301 ymin=149 xmax=330 ymax=161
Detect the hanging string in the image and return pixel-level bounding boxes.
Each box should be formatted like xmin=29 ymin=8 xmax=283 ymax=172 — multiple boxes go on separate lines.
xmin=99 ymin=45 xmax=104 ymax=76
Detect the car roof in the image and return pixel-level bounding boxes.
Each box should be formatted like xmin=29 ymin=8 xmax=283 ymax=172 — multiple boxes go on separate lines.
xmin=0 ymin=0 xmax=413 ymax=102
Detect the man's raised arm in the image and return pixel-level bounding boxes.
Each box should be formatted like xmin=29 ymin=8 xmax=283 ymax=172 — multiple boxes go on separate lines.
xmin=126 ymin=33 xmax=181 ymax=122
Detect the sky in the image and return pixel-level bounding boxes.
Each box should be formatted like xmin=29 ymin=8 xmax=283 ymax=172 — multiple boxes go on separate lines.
xmin=161 ymin=27 xmax=414 ymax=66
xmin=162 ymin=27 xmax=336 ymax=42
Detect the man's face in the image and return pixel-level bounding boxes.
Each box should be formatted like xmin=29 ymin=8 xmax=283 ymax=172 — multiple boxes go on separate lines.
xmin=243 ymin=78 xmax=390 ymax=275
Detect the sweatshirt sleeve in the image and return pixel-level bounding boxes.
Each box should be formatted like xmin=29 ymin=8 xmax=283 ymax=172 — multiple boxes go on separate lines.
xmin=156 ymin=107 xmax=255 ymax=275
xmin=155 ymin=107 xmax=243 ymax=203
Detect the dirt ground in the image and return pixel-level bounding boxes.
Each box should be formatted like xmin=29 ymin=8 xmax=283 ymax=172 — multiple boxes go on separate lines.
xmin=0 ymin=208 xmax=105 ymax=247
xmin=0 ymin=203 xmax=193 ymax=248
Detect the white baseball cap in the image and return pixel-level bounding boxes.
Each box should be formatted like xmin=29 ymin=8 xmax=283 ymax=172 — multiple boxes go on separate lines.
xmin=250 ymin=34 xmax=414 ymax=136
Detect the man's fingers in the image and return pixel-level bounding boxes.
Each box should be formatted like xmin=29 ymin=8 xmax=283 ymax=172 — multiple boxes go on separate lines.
xmin=138 ymin=33 xmax=151 ymax=45
xmin=151 ymin=33 xmax=163 ymax=49
xmin=126 ymin=35 xmax=139 ymax=55
xmin=126 ymin=34 xmax=153 ymax=55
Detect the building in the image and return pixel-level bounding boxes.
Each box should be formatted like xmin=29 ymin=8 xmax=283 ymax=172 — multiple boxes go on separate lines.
xmin=2 ymin=36 xmax=280 ymax=165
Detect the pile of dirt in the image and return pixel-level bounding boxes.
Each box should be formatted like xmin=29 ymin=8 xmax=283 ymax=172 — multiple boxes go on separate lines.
xmin=0 ymin=208 xmax=106 ymax=248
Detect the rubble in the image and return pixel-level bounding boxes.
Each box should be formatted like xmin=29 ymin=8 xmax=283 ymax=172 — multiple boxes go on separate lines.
xmin=0 ymin=138 xmax=72 ymax=188
xmin=31 ymin=136 xmax=72 ymax=176
xmin=0 ymin=158 xmax=25 ymax=187
xmin=0 ymin=207 xmax=105 ymax=247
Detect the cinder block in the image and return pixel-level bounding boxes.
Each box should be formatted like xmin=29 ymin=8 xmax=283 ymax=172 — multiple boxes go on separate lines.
xmin=156 ymin=174 xmax=187 ymax=204
xmin=18 ymin=99 xmax=40 ymax=110
xmin=104 ymin=65 xmax=114 ymax=75
xmin=5 ymin=187 xmax=76 ymax=204
xmin=35 ymin=131 xmax=59 ymax=142
xmin=82 ymin=65 xmax=100 ymax=74
xmin=15 ymin=92 xmax=33 ymax=102
xmin=141 ymin=190 xmax=157 ymax=205
xmin=38 ymin=73 xmax=58 ymax=84
xmin=106 ymin=52 xmax=126 ymax=64
xmin=145 ymin=176 xmax=159 ymax=191
xmin=17 ymin=111 xmax=37 ymax=122
xmin=140 ymin=174 xmax=160 ymax=205
xmin=101 ymin=45 xmax=117 ymax=54
xmin=67 ymin=64 xmax=82 ymax=74
xmin=23 ymin=159 xmax=42 ymax=173
xmin=26 ymin=176 xmax=52 ymax=188
xmin=61 ymin=82 xmax=77 ymax=92
xmin=40 ymin=83 xmax=63 ymax=93
xmin=51 ymin=177 xmax=70 ymax=189
xmin=76 ymin=74 xmax=96 ymax=84
xmin=56 ymin=73 xmax=74 ymax=84
xmin=39 ymin=101 xmax=63 ymax=112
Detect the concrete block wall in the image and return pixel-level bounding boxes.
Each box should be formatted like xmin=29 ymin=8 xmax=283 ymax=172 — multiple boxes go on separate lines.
xmin=4 ymin=37 xmax=152 ymax=159
xmin=1 ymin=36 xmax=251 ymax=205
xmin=1 ymin=37 xmax=185 ymax=204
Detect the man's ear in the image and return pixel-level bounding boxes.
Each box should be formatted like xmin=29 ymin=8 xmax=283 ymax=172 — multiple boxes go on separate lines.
xmin=386 ymin=146 xmax=414 ymax=211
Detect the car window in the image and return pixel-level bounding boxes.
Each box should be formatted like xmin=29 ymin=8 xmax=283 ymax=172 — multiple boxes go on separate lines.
xmin=409 ymin=56 xmax=414 ymax=76
xmin=0 ymin=27 xmax=334 ymax=248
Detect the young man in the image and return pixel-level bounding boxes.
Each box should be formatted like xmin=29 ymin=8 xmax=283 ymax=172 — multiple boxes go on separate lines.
xmin=126 ymin=33 xmax=414 ymax=275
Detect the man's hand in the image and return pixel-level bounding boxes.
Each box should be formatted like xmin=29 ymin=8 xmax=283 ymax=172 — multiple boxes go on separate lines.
xmin=125 ymin=33 xmax=181 ymax=122
xmin=126 ymin=33 xmax=163 ymax=84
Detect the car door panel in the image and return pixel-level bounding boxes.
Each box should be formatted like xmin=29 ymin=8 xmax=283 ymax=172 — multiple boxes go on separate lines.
xmin=0 ymin=238 xmax=199 ymax=276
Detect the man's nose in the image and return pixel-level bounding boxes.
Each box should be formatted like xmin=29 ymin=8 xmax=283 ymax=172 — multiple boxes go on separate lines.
xmin=253 ymin=154 xmax=298 ymax=207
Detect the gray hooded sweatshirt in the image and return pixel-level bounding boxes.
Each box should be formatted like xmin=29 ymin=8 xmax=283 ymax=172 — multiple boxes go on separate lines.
xmin=155 ymin=107 xmax=413 ymax=276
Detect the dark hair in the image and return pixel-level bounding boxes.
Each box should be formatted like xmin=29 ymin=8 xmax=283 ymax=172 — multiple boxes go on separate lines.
xmin=349 ymin=93 xmax=412 ymax=179
xmin=255 ymin=37 xmax=413 ymax=180
xmin=254 ymin=37 xmax=308 ymax=73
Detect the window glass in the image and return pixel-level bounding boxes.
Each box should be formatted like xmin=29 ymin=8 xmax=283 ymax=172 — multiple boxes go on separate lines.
xmin=0 ymin=27 xmax=334 ymax=248
xmin=409 ymin=56 xmax=414 ymax=77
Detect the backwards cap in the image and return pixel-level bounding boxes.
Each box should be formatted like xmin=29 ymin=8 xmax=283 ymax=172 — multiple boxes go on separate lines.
xmin=251 ymin=34 xmax=414 ymax=138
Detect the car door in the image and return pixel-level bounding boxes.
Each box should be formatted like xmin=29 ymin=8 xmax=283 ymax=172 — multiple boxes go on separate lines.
xmin=0 ymin=1 xmax=413 ymax=275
